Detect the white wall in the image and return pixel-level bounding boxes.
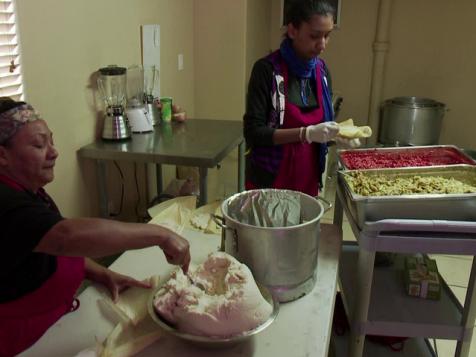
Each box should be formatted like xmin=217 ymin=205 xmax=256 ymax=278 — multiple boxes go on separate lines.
xmin=16 ymin=0 xmax=476 ymax=220
xmin=270 ymin=0 xmax=476 ymax=150
xmin=16 ymin=0 xmax=196 ymax=219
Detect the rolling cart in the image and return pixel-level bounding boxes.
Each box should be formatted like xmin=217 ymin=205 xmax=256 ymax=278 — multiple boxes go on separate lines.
xmin=332 ymin=184 xmax=476 ymax=357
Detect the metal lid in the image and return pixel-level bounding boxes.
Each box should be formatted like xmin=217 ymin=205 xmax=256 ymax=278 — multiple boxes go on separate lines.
xmin=386 ymin=96 xmax=445 ymax=108
xmin=99 ymin=65 xmax=127 ymax=76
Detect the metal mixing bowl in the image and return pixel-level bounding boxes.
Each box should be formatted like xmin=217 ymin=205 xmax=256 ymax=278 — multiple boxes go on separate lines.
xmin=148 ymin=283 xmax=279 ymax=348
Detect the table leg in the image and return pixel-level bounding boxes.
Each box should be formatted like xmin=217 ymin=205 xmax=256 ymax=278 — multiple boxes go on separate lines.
xmin=455 ymin=256 xmax=476 ymax=357
xmin=238 ymin=140 xmax=245 ymax=192
xmin=96 ymin=160 xmax=109 ymax=218
xmin=155 ymin=164 xmax=163 ymax=196
xmin=333 ymin=187 xmax=344 ymax=227
xmin=198 ymin=167 xmax=208 ymax=207
xmin=349 ymin=248 xmax=376 ymax=357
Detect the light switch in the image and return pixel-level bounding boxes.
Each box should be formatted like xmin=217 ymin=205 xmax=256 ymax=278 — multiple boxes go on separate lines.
xmin=178 ymin=54 xmax=184 ymax=71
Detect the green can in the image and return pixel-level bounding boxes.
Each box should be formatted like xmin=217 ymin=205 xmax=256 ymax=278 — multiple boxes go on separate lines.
xmin=160 ymin=97 xmax=172 ymax=122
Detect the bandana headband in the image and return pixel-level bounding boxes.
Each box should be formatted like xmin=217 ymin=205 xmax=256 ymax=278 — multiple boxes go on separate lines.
xmin=0 ymin=104 xmax=41 ymax=145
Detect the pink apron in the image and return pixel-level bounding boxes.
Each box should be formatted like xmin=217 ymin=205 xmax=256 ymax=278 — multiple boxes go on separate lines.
xmin=0 ymin=176 xmax=85 ymax=357
xmin=272 ymin=60 xmax=324 ymax=196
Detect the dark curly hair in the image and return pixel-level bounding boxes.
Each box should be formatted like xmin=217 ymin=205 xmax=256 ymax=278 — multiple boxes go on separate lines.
xmin=0 ymin=97 xmax=26 ymax=114
xmin=285 ymin=0 xmax=336 ymax=28
xmin=0 ymin=97 xmax=28 ymax=147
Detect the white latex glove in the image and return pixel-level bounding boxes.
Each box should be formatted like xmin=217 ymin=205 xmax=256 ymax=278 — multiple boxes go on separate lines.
xmin=305 ymin=122 xmax=339 ymax=143
xmin=335 ymin=136 xmax=361 ymax=149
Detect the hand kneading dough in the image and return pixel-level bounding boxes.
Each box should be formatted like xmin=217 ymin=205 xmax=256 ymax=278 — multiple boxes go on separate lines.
xmin=337 ymin=118 xmax=372 ymax=139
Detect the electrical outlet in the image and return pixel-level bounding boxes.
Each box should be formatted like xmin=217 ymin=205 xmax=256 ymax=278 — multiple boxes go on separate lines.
xmin=178 ymin=54 xmax=184 ymax=71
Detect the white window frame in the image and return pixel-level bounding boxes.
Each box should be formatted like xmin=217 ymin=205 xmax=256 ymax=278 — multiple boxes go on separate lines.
xmin=0 ymin=0 xmax=23 ymax=100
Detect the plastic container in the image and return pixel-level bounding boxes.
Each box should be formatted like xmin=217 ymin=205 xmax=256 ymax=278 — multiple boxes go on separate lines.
xmin=160 ymin=97 xmax=172 ymax=122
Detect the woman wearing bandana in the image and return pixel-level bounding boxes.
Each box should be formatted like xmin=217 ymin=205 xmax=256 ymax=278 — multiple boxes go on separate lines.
xmin=0 ymin=98 xmax=191 ymax=356
xmin=244 ymin=0 xmax=359 ymax=196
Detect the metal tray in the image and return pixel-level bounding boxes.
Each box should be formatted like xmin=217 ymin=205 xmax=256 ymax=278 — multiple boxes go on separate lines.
xmin=337 ymin=145 xmax=476 ymax=170
xmin=338 ymin=165 xmax=476 ymax=228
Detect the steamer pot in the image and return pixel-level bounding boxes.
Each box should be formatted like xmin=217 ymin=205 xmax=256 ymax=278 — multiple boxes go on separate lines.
xmin=379 ymin=96 xmax=446 ymax=146
xmin=215 ymin=189 xmax=331 ymax=302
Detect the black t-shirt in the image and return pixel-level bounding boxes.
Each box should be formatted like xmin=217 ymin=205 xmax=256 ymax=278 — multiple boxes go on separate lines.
xmin=0 ymin=183 xmax=63 ymax=303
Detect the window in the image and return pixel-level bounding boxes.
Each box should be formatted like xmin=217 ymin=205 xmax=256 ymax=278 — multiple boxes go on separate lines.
xmin=0 ymin=0 xmax=22 ymax=100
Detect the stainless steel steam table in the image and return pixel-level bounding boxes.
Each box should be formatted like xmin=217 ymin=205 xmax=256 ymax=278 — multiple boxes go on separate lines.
xmin=78 ymin=119 xmax=245 ymax=214
xmin=332 ymin=184 xmax=476 ymax=357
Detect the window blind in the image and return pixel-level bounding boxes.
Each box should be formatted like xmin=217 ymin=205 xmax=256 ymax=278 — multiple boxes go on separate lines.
xmin=0 ymin=0 xmax=22 ymax=100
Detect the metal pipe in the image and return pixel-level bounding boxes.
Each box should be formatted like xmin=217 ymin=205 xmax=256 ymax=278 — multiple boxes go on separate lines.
xmin=367 ymin=0 xmax=394 ymax=146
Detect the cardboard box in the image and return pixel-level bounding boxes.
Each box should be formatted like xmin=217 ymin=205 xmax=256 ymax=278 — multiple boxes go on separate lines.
xmin=404 ymin=256 xmax=441 ymax=300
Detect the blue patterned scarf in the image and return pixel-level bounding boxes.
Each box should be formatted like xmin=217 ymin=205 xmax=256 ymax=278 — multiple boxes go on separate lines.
xmin=280 ymin=38 xmax=317 ymax=105
xmin=280 ymin=38 xmax=317 ymax=79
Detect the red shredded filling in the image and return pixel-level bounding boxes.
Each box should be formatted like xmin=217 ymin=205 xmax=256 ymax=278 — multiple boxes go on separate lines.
xmin=341 ymin=148 xmax=474 ymax=170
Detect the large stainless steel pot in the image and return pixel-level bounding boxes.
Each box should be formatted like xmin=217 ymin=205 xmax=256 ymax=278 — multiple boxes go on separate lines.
xmin=379 ymin=96 xmax=446 ymax=146
xmin=216 ymin=189 xmax=330 ymax=302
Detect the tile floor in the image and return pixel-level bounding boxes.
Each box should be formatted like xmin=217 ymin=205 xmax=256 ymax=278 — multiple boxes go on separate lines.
xmin=321 ymin=178 xmax=476 ymax=357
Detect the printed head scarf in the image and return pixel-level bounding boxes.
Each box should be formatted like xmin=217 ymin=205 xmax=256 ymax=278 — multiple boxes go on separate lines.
xmin=0 ymin=100 xmax=41 ymax=145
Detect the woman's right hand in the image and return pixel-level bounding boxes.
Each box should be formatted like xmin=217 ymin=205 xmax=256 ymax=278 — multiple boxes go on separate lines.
xmin=158 ymin=229 xmax=191 ymax=273
xmin=305 ymin=122 xmax=339 ymax=143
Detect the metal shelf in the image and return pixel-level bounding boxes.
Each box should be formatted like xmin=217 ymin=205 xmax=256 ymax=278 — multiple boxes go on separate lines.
xmin=331 ymin=331 xmax=436 ymax=357
xmin=333 ymin=182 xmax=476 ymax=357
xmin=340 ymin=244 xmax=464 ymax=339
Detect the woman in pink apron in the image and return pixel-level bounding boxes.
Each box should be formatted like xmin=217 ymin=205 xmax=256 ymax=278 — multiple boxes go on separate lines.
xmin=244 ymin=0 xmax=359 ymax=195
xmin=0 ymin=98 xmax=191 ymax=356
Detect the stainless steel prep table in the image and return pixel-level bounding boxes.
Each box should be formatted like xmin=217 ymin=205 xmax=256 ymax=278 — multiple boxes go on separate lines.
xmin=78 ymin=119 xmax=245 ymax=213
xmin=20 ymin=224 xmax=342 ymax=357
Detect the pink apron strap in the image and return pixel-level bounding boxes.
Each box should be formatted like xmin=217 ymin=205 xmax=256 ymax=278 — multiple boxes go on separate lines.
xmin=0 ymin=174 xmax=25 ymax=191
xmin=272 ymin=60 xmax=324 ymax=196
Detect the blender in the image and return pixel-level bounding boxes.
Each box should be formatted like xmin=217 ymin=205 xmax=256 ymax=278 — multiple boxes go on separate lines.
xmin=97 ymin=65 xmax=131 ymax=140
xmin=144 ymin=65 xmax=161 ymax=126
xmin=126 ymin=65 xmax=153 ymax=133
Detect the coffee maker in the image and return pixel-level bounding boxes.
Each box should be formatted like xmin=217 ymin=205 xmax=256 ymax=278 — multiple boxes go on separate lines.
xmin=126 ymin=65 xmax=153 ymax=133
xmin=97 ymin=66 xmax=131 ymax=140
xmin=144 ymin=65 xmax=161 ymax=126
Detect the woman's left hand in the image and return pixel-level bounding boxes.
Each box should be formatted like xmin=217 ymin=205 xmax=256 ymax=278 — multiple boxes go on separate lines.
xmin=99 ymin=269 xmax=151 ymax=302
xmin=85 ymin=258 xmax=151 ymax=302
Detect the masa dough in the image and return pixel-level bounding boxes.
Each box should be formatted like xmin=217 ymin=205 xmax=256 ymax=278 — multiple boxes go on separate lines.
xmin=153 ymin=252 xmax=272 ymax=337
xmin=337 ymin=118 xmax=372 ymax=139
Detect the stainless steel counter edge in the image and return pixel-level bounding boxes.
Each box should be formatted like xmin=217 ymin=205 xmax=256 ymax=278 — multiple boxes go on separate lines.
xmin=77 ymin=137 xmax=244 ymax=167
